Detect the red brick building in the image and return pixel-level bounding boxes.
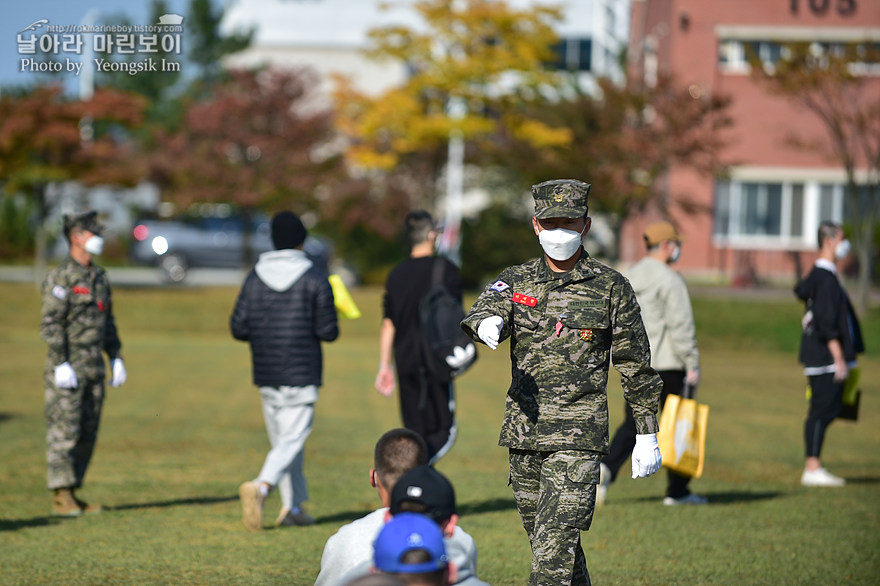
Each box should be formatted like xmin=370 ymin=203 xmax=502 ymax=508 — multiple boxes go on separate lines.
xmin=621 ymin=0 xmax=880 ymax=284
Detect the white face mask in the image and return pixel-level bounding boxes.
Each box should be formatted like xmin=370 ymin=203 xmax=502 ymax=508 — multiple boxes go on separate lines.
xmin=834 ymin=238 xmax=850 ymax=260
xmin=538 ymin=225 xmax=585 ymax=261
xmin=669 ymin=244 xmax=681 ymax=264
xmin=84 ymin=235 xmax=104 ymax=255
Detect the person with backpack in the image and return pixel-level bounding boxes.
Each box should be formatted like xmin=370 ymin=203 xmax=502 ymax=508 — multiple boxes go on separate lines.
xmin=375 ymin=211 xmax=475 ymax=464
xmin=794 ymin=220 xmax=864 ymax=487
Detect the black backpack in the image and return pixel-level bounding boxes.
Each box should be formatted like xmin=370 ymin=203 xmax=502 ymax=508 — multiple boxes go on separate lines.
xmin=418 ymin=258 xmax=478 ymax=381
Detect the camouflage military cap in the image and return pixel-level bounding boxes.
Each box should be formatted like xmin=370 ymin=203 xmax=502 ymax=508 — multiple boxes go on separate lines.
xmin=532 ymin=179 xmax=590 ymax=219
xmin=63 ymin=211 xmax=103 ymax=238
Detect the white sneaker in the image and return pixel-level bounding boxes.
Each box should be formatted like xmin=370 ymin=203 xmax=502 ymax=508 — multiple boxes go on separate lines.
xmin=801 ymin=467 xmax=845 ymax=487
xmin=663 ymin=493 xmax=708 ymax=506
xmin=596 ymin=463 xmax=611 ymax=506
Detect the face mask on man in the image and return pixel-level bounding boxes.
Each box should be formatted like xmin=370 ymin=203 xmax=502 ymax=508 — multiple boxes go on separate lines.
xmin=84 ymin=235 xmax=104 ymax=256
xmin=834 ymin=238 xmax=850 ymax=260
xmin=668 ymin=243 xmax=681 ymax=264
xmin=538 ymin=224 xmax=585 ymax=261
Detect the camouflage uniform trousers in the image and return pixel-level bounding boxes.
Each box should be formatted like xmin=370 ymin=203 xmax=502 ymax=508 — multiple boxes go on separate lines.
xmin=509 ymin=448 xmax=601 ymax=586
xmin=44 ymin=371 xmax=105 ymax=491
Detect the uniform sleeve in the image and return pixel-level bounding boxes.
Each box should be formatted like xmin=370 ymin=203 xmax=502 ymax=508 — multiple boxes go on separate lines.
xmin=611 ymin=277 xmax=662 ymax=435
xmin=313 ymin=274 xmax=339 ymax=342
xmin=229 ymin=275 xmax=252 ymax=341
xmin=40 ymin=272 xmax=69 ymax=365
xmin=461 ymin=268 xmax=514 ymax=345
xmin=664 ymin=274 xmax=699 ymax=371
xmin=102 ymin=282 xmax=122 ymax=360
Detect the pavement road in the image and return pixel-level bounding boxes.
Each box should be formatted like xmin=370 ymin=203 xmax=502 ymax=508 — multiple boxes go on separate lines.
xmin=0 ymin=265 xmax=247 ymax=288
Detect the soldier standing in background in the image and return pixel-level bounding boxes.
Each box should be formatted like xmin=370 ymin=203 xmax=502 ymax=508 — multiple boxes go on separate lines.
xmin=461 ymin=180 xmax=663 ymax=586
xmin=40 ymin=211 xmax=127 ymax=516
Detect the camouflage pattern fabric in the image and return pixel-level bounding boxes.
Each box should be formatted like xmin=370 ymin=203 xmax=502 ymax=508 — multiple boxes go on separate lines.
xmin=44 ymin=377 xmax=105 ymax=490
xmin=461 ymin=250 xmax=662 ymax=452
xmin=40 ymin=255 xmax=121 ymax=490
xmin=462 ymin=249 xmax=661 ymax=585
xmin=509 ymin=448 xmax=597 ymax=585
xmin=531 ymin=179 xmax=590 ymax=220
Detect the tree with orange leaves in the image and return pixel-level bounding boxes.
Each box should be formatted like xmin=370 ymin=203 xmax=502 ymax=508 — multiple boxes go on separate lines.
xmin=150 ymin=67 xmax=346 ymax=266
xmin=0 ymin=85 xmax=145 ymax=276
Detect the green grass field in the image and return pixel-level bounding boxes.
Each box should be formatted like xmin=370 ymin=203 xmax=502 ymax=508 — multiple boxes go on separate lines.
xmin=1 ymin=281 xmax=878 ymax=585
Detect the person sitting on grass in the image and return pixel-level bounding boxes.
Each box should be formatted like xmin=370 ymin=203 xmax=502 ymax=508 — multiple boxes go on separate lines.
xmin=336 ymin=465 xmax=487 ymax=586
xmin=368 ymin=512 xmax=456 ymax=586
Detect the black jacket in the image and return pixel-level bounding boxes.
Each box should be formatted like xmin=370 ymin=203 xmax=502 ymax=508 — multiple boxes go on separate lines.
xmin=383 ymin=256 xmax=462 ymax=375
xmin=794 ymin=265 xmax=864 ymax=368
xmin=230 ymin=256 xmax=338 ymax=387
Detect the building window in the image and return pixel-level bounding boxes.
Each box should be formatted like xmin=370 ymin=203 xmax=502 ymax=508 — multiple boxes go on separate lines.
xmin=713 ymin=178 xmax=849 ymax=248
xmin=548 ymin=38 xmax=592 ymax=72
xmin=718 ymin=39 xmax=880 ymax=74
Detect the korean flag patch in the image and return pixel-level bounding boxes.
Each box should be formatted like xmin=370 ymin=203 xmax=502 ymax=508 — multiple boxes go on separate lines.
xmin=52 ymin=285 xmax=67 ymax=300
xmin=489 ymin=280 xmax=510 ymax=293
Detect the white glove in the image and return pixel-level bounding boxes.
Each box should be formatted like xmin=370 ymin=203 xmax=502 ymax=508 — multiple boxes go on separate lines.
xmin=632 ymin=433 xmax=662 ymax=479
xmin=477 ymin=316 xmax=504 ymax=350
xmin=110 ymin=358 xmax=127 ymax=387
xmin=445 ymin=343 xmax=476 ymax=368
xmin=54 ymin=362 xmax=78 ymax=389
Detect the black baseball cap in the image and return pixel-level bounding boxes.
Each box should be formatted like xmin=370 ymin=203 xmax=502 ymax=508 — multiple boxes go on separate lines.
xmin=390 ymin=466 xmax=456 ymax=523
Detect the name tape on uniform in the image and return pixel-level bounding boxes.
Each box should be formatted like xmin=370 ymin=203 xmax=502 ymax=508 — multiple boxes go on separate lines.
xmin=512 ymin=292 xmax=537 ymax=307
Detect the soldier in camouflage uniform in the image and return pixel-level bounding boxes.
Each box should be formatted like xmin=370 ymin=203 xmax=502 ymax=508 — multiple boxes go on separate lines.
xmin=40 ymin=211 xmax=127 ymax=516
xmin=461 ymin=180 xmax=663 ymax=585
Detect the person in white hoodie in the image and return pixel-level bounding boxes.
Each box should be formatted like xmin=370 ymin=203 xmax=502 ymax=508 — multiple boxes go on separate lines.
xmin=231 ymin=211 xmax=339 ymax=531
xmin=316 ymin=433 xmax=486 ymax=586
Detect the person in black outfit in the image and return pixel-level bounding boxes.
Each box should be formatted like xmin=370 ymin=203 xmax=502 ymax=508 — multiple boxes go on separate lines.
xmin=794 ymin=220 xmax=864 ymax=487
xmin=231 ymin=211 xmax=339 ymax=530
xmin=375 ymin=211 xmax=463 ymax=464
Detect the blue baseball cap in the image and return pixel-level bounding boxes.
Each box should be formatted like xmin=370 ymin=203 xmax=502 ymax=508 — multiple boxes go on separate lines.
xmin=373 ymin=513 xmax=447 ymax=574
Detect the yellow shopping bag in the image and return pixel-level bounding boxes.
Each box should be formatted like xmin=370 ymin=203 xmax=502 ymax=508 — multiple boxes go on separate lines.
xmin=657 ymin=392 xmax=709 ymax=478
xmin=839 ymin=366 xmax=861 ymax=421
xmin=328 ymin=274 xmax=361 ymax=319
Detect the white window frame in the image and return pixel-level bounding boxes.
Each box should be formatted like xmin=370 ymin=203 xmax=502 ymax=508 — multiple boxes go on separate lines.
xmin=715 ymin=25 xmax=880 ymax=76
xmin=712 ymin=166 xmax=857 ymax=250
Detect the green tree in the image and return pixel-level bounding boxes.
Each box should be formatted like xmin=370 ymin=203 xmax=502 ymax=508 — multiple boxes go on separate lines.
xmin=95 ymin=1 xmax=183 ymax=130
xmin=187 ymin=0 xmax=253 ymax=88
xmin=751 ymin=42 xmax=880 ymax=314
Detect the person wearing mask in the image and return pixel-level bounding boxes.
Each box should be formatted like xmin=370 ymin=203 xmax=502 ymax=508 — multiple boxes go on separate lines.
xmin=40 ymin=211 xmax=127 ymax=516
xmin=795 ymin=220 xmax=864 ymax=486
xmin=598 ymin=221 xmax=705 ymax=506
xmin=461 ymin=179 xmax=663 ymax=585
xmin=376 ymin=211 xmax=472 ymax=464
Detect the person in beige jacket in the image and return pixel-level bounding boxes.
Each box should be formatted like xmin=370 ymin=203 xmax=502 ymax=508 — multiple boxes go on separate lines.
xmin=598 ymin=221 xmax=706 ymax=506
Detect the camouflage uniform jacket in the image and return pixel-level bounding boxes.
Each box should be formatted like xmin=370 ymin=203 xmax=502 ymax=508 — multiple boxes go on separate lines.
xmin=40 ymin=255 xmax=121 ymax=381
xmin=461 ymin=250 xmax=661 ymax=452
